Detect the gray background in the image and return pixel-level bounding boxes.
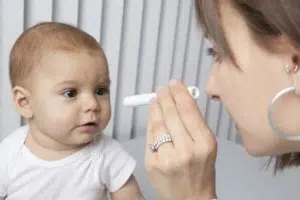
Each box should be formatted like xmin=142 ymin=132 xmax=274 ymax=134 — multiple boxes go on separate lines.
xmin=0 ymin=0 xmax=238 ymax=143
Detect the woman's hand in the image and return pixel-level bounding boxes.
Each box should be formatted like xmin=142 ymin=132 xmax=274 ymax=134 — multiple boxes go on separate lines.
xmin=145 ymin=80 xmax=218 ymax=200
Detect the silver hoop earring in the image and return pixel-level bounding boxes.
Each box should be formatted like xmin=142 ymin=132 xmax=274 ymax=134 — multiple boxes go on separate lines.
xmin=268 ymin=86 xmax=300 ymax=141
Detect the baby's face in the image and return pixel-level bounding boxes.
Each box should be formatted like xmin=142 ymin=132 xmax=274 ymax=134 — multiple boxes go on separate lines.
xmin=28 ymin=50 xmax=111 ymax=147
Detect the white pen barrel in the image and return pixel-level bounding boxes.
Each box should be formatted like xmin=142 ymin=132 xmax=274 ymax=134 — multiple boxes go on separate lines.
xmin=123 ymin=86 xmax=200 ymax=107
xmin=123 ymin=93 xmax=157 ymax=107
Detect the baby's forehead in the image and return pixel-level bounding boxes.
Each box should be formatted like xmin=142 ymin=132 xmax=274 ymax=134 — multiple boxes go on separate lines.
xmin=39 ymin=48 xmax=107 ymax=67
xmin=9 ymin=22 xmax=108 ymax=89
xmin=32 ymin=50 xmax=109 ymax=83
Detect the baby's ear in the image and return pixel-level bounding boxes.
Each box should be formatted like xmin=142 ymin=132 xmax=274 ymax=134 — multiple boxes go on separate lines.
xmin=12 ymin=86 xmax=33 ymax=119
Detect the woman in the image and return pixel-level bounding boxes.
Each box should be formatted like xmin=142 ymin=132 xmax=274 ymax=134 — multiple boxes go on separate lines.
xmin=145 ymin=0 xmax=300 ymax=199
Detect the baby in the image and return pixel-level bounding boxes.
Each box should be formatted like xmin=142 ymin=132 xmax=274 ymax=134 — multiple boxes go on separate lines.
xmin=0 ymin=22 xmax=143 ymax=200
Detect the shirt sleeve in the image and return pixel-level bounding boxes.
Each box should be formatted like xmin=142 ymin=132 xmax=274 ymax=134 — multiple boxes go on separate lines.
xmin=99 ymin=137 xmax=136 ymax=193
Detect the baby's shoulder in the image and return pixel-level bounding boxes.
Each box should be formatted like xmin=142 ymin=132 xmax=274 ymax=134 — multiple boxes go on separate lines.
xmin=89 ymin=134 xmax=122 ymax=156
xmin=0 ymin=125 xmax=28 ymax=160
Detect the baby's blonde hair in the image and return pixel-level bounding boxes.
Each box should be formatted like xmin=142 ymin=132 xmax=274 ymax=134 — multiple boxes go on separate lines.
xmin=9 ymin=21 xmax=105 ymax=88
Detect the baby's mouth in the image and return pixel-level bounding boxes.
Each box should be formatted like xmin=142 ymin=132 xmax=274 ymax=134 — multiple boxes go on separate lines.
xmin=79 ymin=122 xmax=99 ymax=133
xmin=84 ymin=122 xmax=97 ymax=126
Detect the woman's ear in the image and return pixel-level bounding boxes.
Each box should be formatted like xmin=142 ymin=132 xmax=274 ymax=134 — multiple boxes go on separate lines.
xmin=12 ymin=86 xmax=33 ymax=119
xmin=289 ymin=55 xmax=300 ymax=95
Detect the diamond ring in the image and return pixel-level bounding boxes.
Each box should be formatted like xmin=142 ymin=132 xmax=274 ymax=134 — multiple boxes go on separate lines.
xmin=149 ymin=133 xmax=172 ymax=152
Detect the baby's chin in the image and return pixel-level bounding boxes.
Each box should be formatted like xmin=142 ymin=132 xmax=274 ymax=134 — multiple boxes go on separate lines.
xmin=77 ymin=131 xmax=103 ymax=145
xmin=68 ymin=135 xmax=95 ymax=148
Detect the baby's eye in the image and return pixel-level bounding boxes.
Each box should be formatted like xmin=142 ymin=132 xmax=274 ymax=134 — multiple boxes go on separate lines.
xmin=206 ymin=47 xmax=222 ymax=63
xmin=63 ymin=89 xmax=78 ymax=98
xmin=96 ymin=88 xmax=109 ymax=96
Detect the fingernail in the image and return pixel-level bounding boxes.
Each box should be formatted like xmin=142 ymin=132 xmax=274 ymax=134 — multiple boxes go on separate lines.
xmin=156 ymin=86 xmax=164 ymax=94
xmin=170 ymin=79 xmax=180 ymax=85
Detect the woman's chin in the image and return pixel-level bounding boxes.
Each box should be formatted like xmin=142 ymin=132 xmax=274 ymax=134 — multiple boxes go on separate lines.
xmin=243 ymin=143 xmax=271 ymax=157
xmin=237 ymin=128 xmax=277 ymax=157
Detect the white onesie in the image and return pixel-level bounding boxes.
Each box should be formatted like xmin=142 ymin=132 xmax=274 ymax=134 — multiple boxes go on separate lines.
xmin=0 ymin=125 xmax=136 ymax=200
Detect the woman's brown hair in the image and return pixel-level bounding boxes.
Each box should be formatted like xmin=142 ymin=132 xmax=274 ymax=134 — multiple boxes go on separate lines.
xmin=195 ymin=0 xmax=300 ymax=172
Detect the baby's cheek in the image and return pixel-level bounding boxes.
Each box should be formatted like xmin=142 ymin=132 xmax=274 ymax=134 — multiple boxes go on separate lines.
xmin=42 ymin=115 xmax=75 ymax=139
xmin=51 ymin=109 xmax=76 ymax=124
xmin=100 ymin=106 xmax=111 ymax=125
xmin=42 ymin=103 xmax=74 ymax=126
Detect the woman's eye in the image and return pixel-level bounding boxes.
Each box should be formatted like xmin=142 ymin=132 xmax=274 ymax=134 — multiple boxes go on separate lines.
xmin=206 ymin=47 xmax=222 ymax=62
xmin=206 ymin=47 xmax=217 ymax=56
xmin=96 ymin=88 xmax=109 ymax=96
xmin=63 ymin=89 xmax=78 ymax=98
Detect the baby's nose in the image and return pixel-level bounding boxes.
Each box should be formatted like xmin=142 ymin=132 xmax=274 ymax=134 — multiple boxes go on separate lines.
xmin=82 ymin=96 xmax=99 ymax=112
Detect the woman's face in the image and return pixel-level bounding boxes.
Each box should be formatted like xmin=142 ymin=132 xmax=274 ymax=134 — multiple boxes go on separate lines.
xmin=205 ymin=1 xmax=300 ymax=156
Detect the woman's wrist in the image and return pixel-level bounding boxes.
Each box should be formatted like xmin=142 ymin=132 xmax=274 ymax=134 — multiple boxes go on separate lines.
xmin=183 ymin=195 xmax=217 ymax=200
xmin=185 ymin=196 xmax=217 ymax=200
xmin=184 ymin=186 xmax=217 ymax=200
xmin=183 ymin=191 xmax=217 ymax=200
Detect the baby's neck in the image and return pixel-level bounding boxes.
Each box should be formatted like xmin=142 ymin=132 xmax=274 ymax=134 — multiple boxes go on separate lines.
xmin=24 ymin=127 xmax=87 ymax=161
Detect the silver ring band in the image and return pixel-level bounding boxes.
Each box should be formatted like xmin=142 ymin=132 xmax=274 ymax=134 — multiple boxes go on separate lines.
xmin=150 ymin=134 xmax=172 ymax=152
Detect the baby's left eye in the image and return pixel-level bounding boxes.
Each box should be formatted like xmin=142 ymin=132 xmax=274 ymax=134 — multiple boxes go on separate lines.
xmin=63 ymin=89 xmax=78 ymax=98
xmin=96 ymin=88 xmax=109 ymax=96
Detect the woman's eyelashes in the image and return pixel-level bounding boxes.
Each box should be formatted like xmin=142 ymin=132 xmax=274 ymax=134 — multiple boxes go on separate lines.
xmin=206 ymin=47 xmax=222 ymax=63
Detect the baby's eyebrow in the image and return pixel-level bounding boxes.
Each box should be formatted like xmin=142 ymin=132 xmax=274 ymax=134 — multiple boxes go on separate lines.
xmin=56 ymin=80 xmax=78 ymax=87
xmin=54 ymin=77 xmax=111 ymax=88
xmin=98 ymin=77 xmax=111 ymax=85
